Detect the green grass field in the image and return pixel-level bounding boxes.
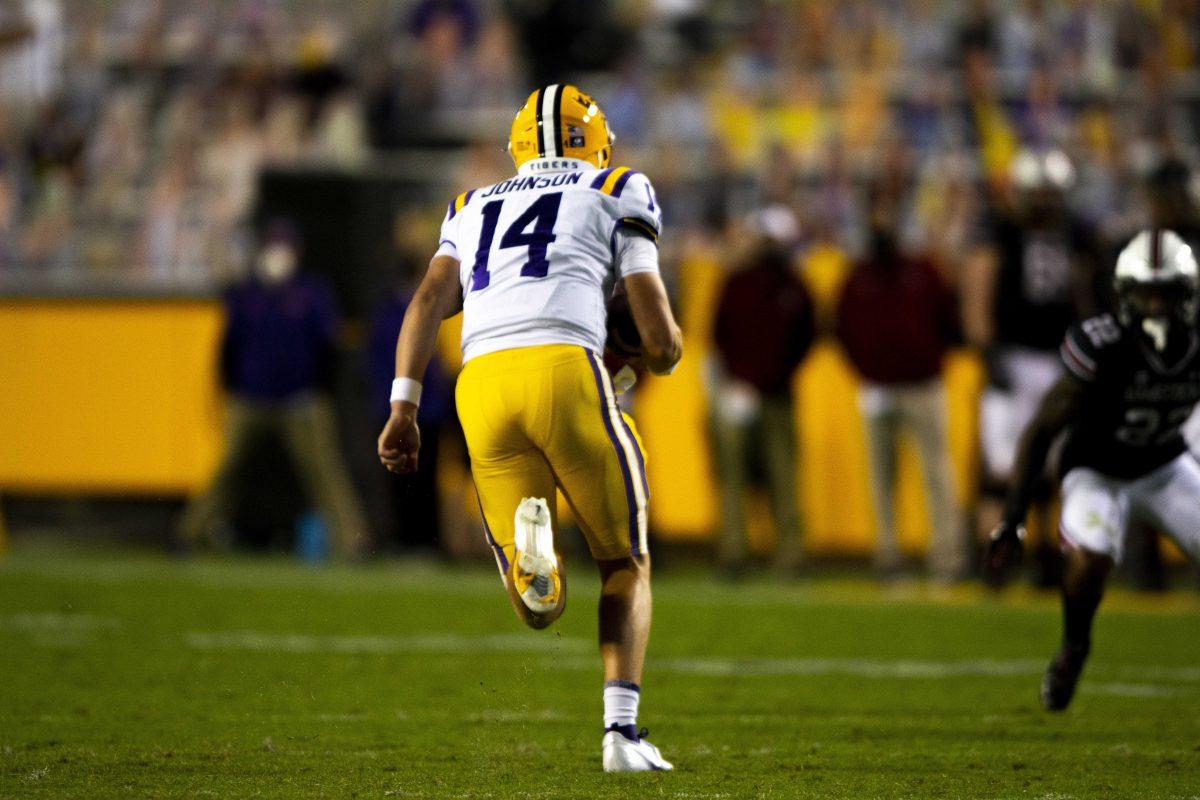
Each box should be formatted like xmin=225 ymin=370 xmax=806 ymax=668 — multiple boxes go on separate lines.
xmin=2 ymin=546 xmax=1199 ymax=799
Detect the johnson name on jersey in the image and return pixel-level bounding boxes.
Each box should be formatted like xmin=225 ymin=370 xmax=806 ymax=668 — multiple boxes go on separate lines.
xmin=435 ymin=161 xmax=662 ymax=363
xmin=1060 ymin=312 xmax=1200 ymax=479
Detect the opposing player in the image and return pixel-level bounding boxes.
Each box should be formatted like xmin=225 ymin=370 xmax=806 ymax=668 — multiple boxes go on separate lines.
xmin=377 ymin=85 xmax=681 ymax=771
xmin=988 ymin=230 xmax=1200 ymax=710
xmin=963 ymin=150 xmax=1101 ymax=585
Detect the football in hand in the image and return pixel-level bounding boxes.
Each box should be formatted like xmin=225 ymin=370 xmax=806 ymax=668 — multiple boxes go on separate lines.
xmin=605 ymin=289 xmax=642 ymax=359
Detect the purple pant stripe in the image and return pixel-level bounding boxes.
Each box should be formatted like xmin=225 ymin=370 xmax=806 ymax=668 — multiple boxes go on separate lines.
xmin=584 ymin=349 xmax=640 ymax=556
xmin=473 ymin=484 xmax=508 ymax=573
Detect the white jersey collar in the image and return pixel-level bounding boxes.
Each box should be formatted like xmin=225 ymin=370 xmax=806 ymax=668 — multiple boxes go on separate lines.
xmin=518 ymin=157 xmax=598 ymax=176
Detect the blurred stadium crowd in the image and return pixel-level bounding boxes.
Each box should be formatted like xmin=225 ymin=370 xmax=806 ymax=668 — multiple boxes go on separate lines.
xmin=3 ymin=0 xmax=1200 ymax=581
xmin=3 ymin=0 xmax=1199 ymax=277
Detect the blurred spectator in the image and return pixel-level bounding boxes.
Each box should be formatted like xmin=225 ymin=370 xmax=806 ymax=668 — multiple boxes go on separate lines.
xmin=997 ymin=0 xmax=1056 ymax=85
xmin=836 ymin=187 xmax=966 ymax=581
xmin=178 ymin=220 xmax=367 ymax=558
xmin=294 ymin=26 xmax=350 ymax=121
xmin=409 ymin=0 xmax=479 ymax=46
xmin=366 ymin=214 xmax=455 ymax=552
xmin=1145 ymin=157 xmax=1200 ymax=251
xmin=1016 ymin=66 xmax=1071 ymax=150
xmin=955 ymin=0 xmax=996 ymax=63
xmin=903 ymin=0 xmax=950 ymax=70
xmin=0 ymin=155 xmax=14 ymax=267
xmin=508 ymin=0 xmax=628 ymax=86
xmin=0 ymin=0 xmax=63 ymax=116
xmin=710 ymin=207 xmax=815 ymax=575
xmin=962 ymin=150 xmax=1101 ymax=585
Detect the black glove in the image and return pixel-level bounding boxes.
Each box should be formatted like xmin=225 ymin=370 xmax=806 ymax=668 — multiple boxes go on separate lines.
xmin=984 ymin=520 xmax=1026 ymax=586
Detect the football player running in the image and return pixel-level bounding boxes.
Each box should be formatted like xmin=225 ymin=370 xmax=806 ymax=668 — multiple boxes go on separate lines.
xmin=988 ymin=230 xmax=1200 ymax=711
xmin=964 ymin=149 xmax=1102 ymax=587
xmin=377 ymin=85 xmax=681 ymax=771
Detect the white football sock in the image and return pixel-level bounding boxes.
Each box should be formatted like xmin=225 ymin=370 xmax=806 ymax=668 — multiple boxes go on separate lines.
xmin=603 ymin=680 xmax=640 ymax=729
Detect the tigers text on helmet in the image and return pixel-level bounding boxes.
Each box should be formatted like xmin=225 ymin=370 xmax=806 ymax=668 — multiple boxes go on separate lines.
xmin=1114 ymin=229 xmax=1200 ymax=348
xmin=508 ymin=84 xmax=614 ymax=171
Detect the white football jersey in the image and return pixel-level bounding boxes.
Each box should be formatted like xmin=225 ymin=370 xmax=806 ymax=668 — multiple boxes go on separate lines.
xmin=436 ymin=158 xmax=663 ymax=363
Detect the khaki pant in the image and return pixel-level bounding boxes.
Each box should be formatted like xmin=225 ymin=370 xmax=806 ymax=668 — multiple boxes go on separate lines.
xmin=859 ymin=379 xmax=965 ymax=579
xmin=179 ymin=394 xmax=367 ymax=557
xmin=711 ymin=393 xmax=803 ymax=567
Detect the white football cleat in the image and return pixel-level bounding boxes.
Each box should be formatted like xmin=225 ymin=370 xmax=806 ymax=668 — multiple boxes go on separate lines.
xmin=602 ymin=729 xmax=674 ymax=772
xmin=512 ymin=497 xmax=561 ymax=614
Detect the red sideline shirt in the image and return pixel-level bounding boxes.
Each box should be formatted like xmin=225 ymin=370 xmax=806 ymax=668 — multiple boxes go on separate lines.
xmin=713 ymin=256 xmax=816 ymax=397
xmin=835 ymin=256 xmax=960 ymax=385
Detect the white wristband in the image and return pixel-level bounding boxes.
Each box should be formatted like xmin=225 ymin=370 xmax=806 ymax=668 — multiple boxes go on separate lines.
xmin=390 ymin=377 xmax=422 ymax=406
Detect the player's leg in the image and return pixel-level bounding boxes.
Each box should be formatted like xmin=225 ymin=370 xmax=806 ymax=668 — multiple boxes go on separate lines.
xmin=1044 ymin=546 xmax=1114 ymax=710
xmin=1043 ymin=468 xmax=1126 ymax=710
xmin=544 ymin=349 xmax=670 ymax=771
xmin=979 ymin=351 xmax=1061 ymax=585
xmin=456 ymin=354 xmax=567 ymax=629
xmin=976 ymin=386 xmax=1017 ymax=580
xmin=597 ymin=553 xmax=651 ymax=703
xmin=471 ymin=454 xmax=567 ymax=629
xmin=1135 ymin=452 xmax=1200 ymax=565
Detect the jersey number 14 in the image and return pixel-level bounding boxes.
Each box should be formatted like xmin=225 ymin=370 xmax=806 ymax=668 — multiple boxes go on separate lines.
xmin=471 ymin=193 xmax=563 ymax=291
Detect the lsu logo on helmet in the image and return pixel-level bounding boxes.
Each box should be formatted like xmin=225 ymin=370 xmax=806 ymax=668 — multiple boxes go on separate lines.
xmin=508 ymin=84 xmax=615 ymax=170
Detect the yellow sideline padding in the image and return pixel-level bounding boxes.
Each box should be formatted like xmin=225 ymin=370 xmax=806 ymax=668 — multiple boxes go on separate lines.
xmin=635 ymin=246 xmax=983 ymax=556
xmin=0 ymin=299 xmax=225 ymax=493
xmin=0 ymin=279 xmax=984 ymax=555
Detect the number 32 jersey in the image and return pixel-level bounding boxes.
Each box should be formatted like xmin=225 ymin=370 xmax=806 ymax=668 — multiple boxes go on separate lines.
xmin=1060 ymin=313 xmax=1200 ymax=479
xmin=436 ymin=163 xmax=662 ymax=363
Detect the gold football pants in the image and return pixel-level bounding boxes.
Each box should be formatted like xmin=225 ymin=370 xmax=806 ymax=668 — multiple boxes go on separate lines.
xmin=456 ymin=345 xmax=649 ymax=570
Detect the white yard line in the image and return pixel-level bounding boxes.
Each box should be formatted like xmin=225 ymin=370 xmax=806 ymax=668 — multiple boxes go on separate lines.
xmin=183 ymin=630 xmax=591 ymax=655
xmin=0 ymin=612 xmax=122 ymax=647
xmin=1082 ymin=682 xmax=1187 ymax=698
xmin=638 ymin=656 xmax=1049 ymax=679
xmin=7 ymin=610 xmax=1196 ymax=699
xmin=1 ymin=612 xmax=121 ymax=631
xmin=546 ymin=654 xmax=1200 ymax=691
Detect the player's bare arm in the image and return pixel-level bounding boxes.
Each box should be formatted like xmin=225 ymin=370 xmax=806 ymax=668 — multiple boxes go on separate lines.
xmin=986 ymin=373 xmax=1088 ymax=570
xmin=623 ymin=271 xmax=681 ymax=375
xmin=1002 ymin=373 xmax=1088 ymax=524
xmin=377 ymin=254 xmax=462 ymax=475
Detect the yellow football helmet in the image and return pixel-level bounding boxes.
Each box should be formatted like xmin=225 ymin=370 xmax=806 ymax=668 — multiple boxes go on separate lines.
xmin=508 ymin=84 xmax=614 ymax=170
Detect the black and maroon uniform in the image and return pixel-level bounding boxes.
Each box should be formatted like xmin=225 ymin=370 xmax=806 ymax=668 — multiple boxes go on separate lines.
xmin=1059 ymin=313 xmax=1200 ymax=480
